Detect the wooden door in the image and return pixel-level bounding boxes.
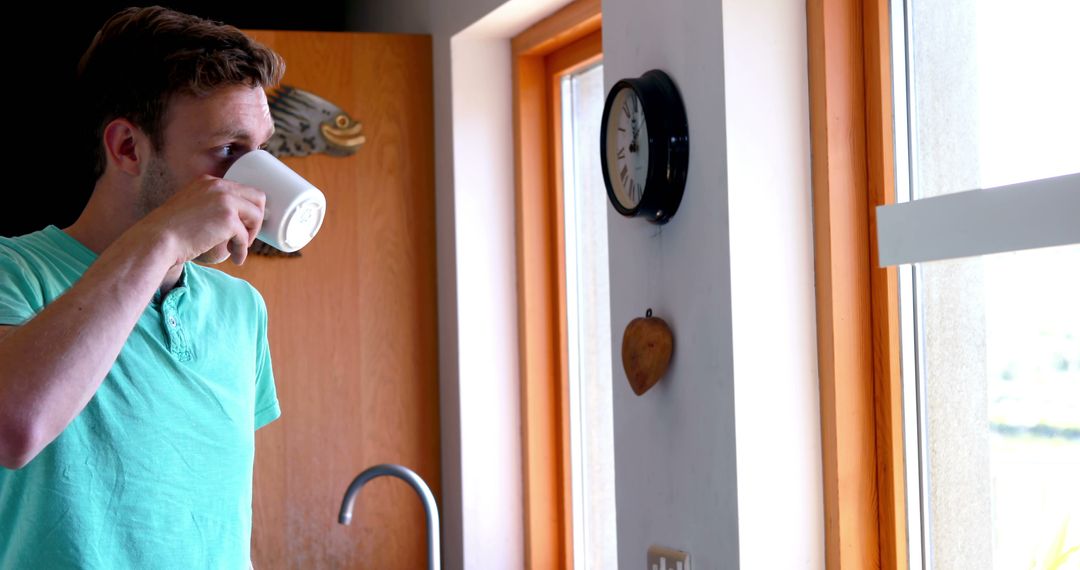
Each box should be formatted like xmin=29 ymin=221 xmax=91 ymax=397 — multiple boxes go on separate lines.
xmin=219 ymin=31 xmax=438 ymax=568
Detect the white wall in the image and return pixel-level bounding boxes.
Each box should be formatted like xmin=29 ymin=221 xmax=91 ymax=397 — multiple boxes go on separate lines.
xmin=354 ymin=0 xmax=823 ymax=568
xmin=723 ymin=1 xmax=823 ymax=567
xmin=447 ymin=35 xmax=524 ymax=570
xmin=601 ymin=0 xmax=742 ymax=567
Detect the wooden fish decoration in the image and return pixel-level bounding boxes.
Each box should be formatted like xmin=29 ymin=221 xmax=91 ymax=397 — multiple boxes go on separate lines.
xmin=264 ymin=85 xmax=366 ymax=158
xmin=250 ymin=85 xmax=365 ymax=257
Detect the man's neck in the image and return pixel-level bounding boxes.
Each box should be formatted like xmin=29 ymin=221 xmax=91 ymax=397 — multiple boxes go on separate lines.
xmin=62 ymin=181 xmax=182 ymax=296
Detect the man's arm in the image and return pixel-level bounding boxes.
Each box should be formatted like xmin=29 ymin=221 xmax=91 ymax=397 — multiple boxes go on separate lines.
xmin=0 ymin=236 xmax=177 ymax=469
xmin=0 ymin=177 xmax=265 ymax=470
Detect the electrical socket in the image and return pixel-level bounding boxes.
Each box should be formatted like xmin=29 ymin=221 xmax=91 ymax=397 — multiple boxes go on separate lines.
xmin=647 ymin=545 xmax=691 ymax=570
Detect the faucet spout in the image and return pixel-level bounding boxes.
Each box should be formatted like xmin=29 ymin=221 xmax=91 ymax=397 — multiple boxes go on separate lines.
xmin=339 ymin=463 xmax=440 ymax=570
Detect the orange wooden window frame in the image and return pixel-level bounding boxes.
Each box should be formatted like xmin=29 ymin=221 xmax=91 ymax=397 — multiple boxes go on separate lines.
xmin=511 ymin=1 xmax=601 ymax=568
xmin=807 ymin=0 xmax=906 ymax=568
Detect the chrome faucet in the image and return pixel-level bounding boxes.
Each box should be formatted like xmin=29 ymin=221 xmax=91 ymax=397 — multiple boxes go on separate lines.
xmin=338 ymin=463 xmax=440 ymax=570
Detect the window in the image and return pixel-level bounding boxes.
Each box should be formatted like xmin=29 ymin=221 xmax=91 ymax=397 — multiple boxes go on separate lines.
xmin=512 ymin=1 xmax=615 ymax=567
xmin=559 ymin=62 xmax=618 ymax=570
xmin=810 ymin=0 xmax=1080 ymax=568
xmin=884 ymin=1 xmax=1080 ymax=568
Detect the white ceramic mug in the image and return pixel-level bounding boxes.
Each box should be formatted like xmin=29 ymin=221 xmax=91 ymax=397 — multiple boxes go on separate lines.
xmin=223 ymin=149 xmax=327 ymax=253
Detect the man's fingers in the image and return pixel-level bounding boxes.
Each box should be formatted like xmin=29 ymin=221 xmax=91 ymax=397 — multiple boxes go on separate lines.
xmin=228 ymin=215 xmax=252 ymax=265
xmin=225 ymin=181 xmax=267 ymax=209
xmin=229 ymin=189 xmax=265 ymax=248
xmin=230 ymin=234 xmax=248 ymax=265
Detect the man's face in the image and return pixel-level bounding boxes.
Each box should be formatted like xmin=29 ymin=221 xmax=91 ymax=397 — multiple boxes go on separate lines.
xmin=138 ymin=83 xmax=275 ymax=263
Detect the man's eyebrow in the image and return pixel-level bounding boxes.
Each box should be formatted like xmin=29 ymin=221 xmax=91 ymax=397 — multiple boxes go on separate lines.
xmin=206 ymin=126 xmax=276 ymax=145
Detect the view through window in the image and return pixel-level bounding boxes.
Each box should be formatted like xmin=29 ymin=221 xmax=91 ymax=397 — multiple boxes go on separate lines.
xmin=560 ymin=62 xmax=618 ymax=570
xmin=898 ymin=0 xmax=1080 ymax=568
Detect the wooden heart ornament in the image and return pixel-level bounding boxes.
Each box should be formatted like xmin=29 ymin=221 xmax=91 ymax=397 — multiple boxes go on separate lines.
xmin=621 ymin=309 xmax=674 ymax=396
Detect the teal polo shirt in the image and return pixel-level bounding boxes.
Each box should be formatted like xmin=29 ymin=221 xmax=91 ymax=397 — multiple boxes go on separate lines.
xmin=0 ymin=225 xmax=280 ymax=568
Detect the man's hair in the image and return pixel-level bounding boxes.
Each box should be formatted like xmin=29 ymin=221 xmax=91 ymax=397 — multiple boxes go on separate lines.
xmin=77 ymin=6 xmax=286 ymax=181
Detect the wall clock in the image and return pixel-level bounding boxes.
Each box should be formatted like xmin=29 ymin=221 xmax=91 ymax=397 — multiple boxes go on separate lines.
xmin=599 ymin=69 xmax=689 ymax=224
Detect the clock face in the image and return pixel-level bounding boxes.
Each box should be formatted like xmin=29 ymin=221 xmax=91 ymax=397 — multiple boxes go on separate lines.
xmin=604 ymin=87 xmax=650 ymax=210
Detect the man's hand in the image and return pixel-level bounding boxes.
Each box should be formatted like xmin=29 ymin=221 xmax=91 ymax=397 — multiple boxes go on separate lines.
xmin=134 ymin=175 xmax=266 ymax=267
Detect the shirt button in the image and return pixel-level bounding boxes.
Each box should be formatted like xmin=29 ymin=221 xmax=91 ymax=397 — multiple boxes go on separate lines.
xmin=168 ymin=317 xmax=177 ymax=327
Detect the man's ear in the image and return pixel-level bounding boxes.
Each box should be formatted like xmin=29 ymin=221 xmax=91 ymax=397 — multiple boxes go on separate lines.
xmin=101 ymin=117 xmax=151 ymax=177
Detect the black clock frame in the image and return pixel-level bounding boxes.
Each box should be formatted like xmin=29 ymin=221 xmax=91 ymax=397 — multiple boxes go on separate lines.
xmin=599 ymin=69 xmax=689 ymax=225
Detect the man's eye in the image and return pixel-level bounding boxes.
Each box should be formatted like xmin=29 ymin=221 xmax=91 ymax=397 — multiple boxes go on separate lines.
xmin=218 ymin=144 xmax=250 ymax=161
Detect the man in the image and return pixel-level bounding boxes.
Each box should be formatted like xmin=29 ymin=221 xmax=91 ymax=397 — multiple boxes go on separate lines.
xmin=0 ymin=6 xmax=284 ymax=567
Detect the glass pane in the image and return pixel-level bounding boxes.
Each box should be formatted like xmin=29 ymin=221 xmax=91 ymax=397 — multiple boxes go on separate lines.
xmin=560 ymin=63 xmax=617 ymax=569
xmin=916 ymin=244 xmax=1080 ymax=569
xmin=909 ymin=0 xmax=1080 ymax=196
